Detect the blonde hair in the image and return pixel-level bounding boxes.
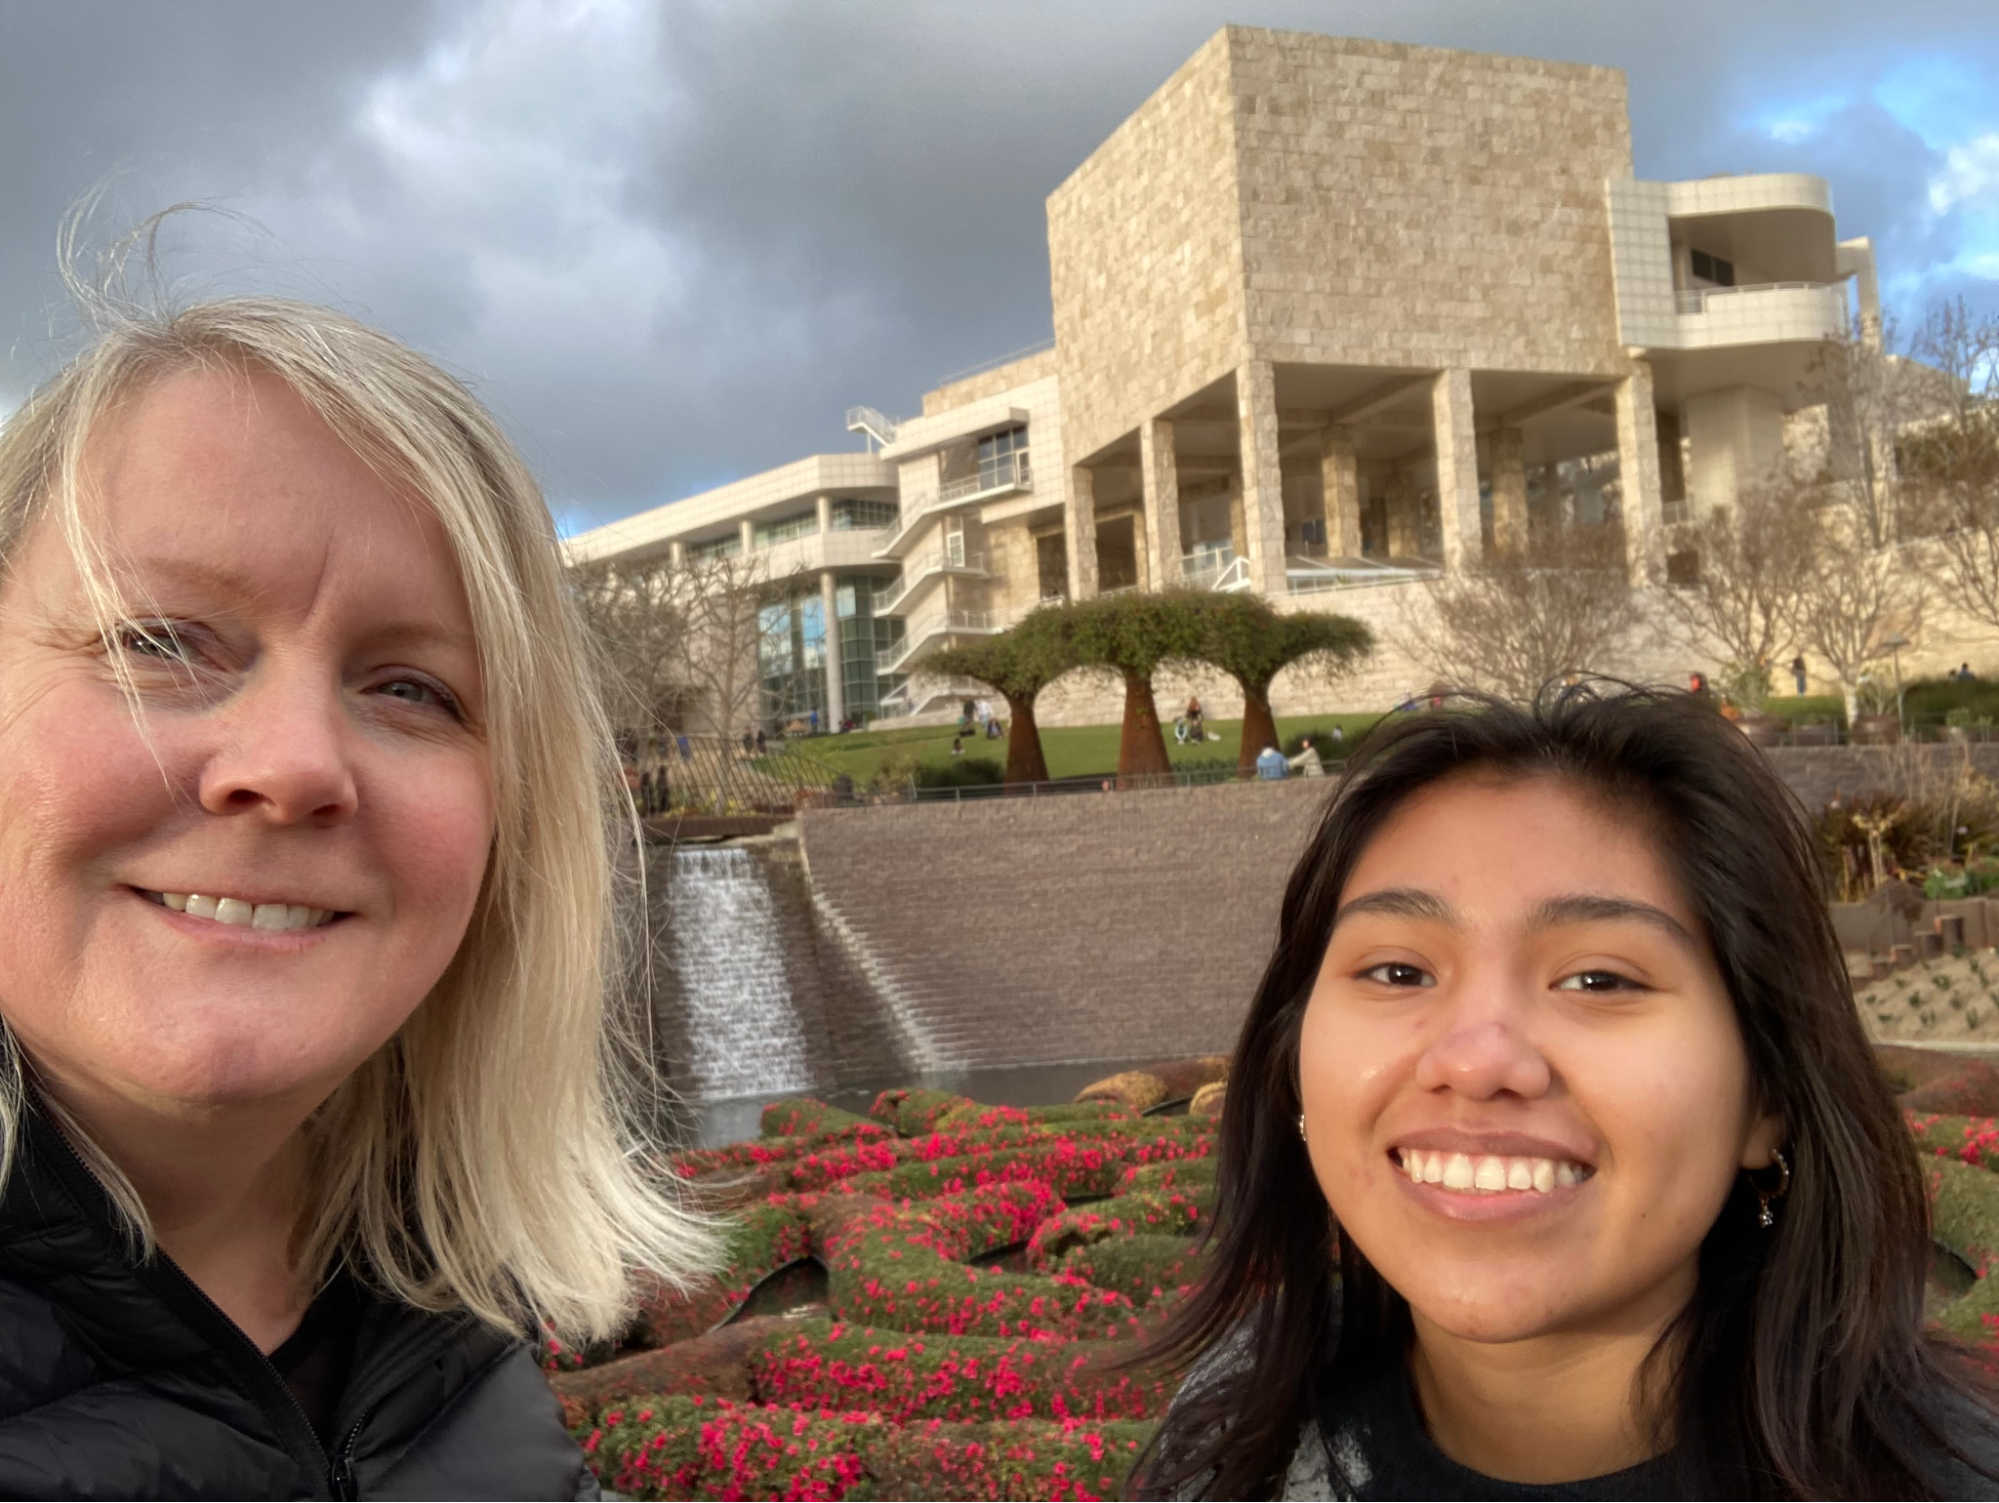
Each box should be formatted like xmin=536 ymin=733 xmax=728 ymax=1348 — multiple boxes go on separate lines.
xmin=0 ymin=281 xmax=715 ymax=1341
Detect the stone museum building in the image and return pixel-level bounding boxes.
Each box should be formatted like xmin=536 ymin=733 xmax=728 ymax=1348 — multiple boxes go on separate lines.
xmin=566 ymin=26 xmax=1882 ymax=725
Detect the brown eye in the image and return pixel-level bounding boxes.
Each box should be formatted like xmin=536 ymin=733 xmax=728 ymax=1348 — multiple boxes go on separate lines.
xmin=1556 ymin=970 xmax=1639 ymax=993
xmin=1361 ymin=962 xmax=1434 ymax=988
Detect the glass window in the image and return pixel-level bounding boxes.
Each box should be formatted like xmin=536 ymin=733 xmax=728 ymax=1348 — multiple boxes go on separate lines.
xmin=830 ymin=498 xmax=898 ymax=531
xmin=753 ymin=511 xmax=818 ymax=548
xmin=691 ymin=534 xmax=742 ymax=562
xmin=976 ymin=425 xmax=1029 ymax=490
xmin=1690 ymin=248 xmax=1735 ymax=287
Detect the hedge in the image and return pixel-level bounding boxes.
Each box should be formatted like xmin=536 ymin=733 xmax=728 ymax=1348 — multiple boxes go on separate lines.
xmin=583 ymin=1396 xmax=1156 ymax=1502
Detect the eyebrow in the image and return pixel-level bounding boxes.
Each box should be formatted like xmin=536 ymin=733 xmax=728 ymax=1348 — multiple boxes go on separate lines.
xmin=1333 ymin=887 xmax=1698 ymax=951
xmin=116 ymin=556 xmax=477 ymax=655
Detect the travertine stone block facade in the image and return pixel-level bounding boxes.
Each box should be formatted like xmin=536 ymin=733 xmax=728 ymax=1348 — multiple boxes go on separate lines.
xmin=1490 ymin=428 xmax=1528 ymax=554
xmin=1321 ymin=428 xmax=1362 ymax=558
xmin=1432 ymin=369 xmax=1482 ymax=574
xmin=1237 ymin=359 xmax=1287 ymax=592
xmin=1616 ymin=361 xmax=1666 ymax=582
xmin=569 ymin=24 xmax=1885 ymax=726
xmin=1141 ymin=419 xmax=1183 ymax=587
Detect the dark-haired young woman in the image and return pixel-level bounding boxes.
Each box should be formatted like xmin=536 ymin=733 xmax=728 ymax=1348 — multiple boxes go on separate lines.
xmin=1138 ymin=685 xmax=1999 ymax=1500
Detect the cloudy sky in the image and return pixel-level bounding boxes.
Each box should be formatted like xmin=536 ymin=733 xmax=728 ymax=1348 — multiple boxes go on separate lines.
xmin=3 ymin=0 xmax=1996 ymax=534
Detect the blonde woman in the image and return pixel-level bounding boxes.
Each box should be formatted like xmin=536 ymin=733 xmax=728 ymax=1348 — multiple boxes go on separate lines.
xmin=0 ymin=291 xmax=712 ymax=1497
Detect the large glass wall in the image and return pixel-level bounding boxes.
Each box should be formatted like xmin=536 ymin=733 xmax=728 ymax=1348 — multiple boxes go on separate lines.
xmin=757 ymin=592 xmax=826 ymax=727
xmin=835 ymin=577 xmax=902 ymax=721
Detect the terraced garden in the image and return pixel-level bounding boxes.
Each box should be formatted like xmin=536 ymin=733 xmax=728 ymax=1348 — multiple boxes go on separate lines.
xmin=545 ymin=1049 xmax=1999 ymax=1500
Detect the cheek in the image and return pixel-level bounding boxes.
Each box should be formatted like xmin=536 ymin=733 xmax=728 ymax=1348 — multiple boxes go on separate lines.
xmin=369 ymin=750 xmax=493 ymax=938
xmin=1297 ymin=990 xmax=1413 ymax=1192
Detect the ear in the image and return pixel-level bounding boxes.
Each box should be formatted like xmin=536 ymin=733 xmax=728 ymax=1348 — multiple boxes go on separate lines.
xmin=1740 ymin=1109 xmax=1787 ymax=1171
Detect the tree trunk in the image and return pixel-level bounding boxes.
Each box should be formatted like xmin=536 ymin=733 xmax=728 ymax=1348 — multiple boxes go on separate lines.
xmin=1842 ymin=682 xmax=1860 ymax=730
xmin=1118 ymin=671 xmax=1173 ymax=783
xmin=1002 ymin=692 xmax=1050 ymax=784
xmin=1238 ymin=684 xmax=1279 ymax=774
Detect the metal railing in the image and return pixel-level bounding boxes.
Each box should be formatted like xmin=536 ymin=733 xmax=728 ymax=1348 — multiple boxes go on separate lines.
xmin=845 ymin=405 xmax=900 ymax=448
xmin=876 ymin=609 xmax=1006 ymax=674
xmin=939 ymin=451 xmax=1032 ymax=504
xmin=1674 ymin=281 xmax=1835 ymax=316
xmin=904 ymin=762 xmax=1340 ymax=802
xmin=874 ymin=549 xmax=986 ymax=616
xmin=933 ymin=337 xmax=1056 ymax=389
xmin=1285 ymin=557 xmax=1440 ymax=594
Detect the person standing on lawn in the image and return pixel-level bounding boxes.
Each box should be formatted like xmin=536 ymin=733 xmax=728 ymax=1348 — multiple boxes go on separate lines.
xmin=1138 ymin=683 xmax=1999 ymax=1500
xmin=0 ymin=283 xmax=713 ymax=1497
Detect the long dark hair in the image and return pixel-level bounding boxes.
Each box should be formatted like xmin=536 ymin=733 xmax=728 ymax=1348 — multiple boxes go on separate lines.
xmin=1136 ymin=683 xmax=1996 ymax=1499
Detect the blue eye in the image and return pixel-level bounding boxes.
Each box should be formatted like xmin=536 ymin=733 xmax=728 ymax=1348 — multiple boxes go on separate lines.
xmin=119 ymin=623 xmax=190 ymax=661
xmin=1360 ymin=962 xmax=1434 ymax=988
xmin=372 ymin=676 xmax=462 ymax=718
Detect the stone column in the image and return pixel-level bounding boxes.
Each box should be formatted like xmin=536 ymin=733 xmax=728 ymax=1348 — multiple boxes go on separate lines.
xmin=669 ymin=539 xmax=686 ymax=568
xmin=1065 ymin=464 xmax=1099 ymax=600
xmin=1237 ymin=360 xmax=1287 ymax=594
xmin=1386 ymin=469 xmax=1422 ymax=559
xmin=738 ymin=518 xmax=755 ymax=555
xmin=1616 ymin=358 xmax=1666 ymax=584
xmin=1141 ymin=418 xmax=1182 ymax=587
xmin=815 ymin=493 xmax=832 ymax=533
xmin=1320 ymin=426 xmax=1362 ymax=558
xmin=1432 ymin=368 xmax=1481 ymax=574
xmin=1490 ymin=426 xmax=1528 ymax=556
xmin=819 ymin=570 xmax=843 ymax=730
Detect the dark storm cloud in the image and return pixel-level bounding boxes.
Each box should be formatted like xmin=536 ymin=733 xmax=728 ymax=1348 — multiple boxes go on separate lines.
xmin=1 ymin=0 xmax=1995 ymax=532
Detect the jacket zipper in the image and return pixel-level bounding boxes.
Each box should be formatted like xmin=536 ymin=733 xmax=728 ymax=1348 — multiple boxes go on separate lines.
xmin=36 ymin=1114 xmax=345 ymax=1496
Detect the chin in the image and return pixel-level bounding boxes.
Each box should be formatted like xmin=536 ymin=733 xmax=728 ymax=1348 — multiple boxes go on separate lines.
xmin=1397 ymin=1273 xmax=1580 ymax=1344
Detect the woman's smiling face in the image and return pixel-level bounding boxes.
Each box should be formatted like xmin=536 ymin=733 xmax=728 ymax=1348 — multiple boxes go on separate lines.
xmin=0 ymin=366 xmax=494 ymax=1119
xmin=1299 ymin=772 xmax=1782 ymax=1346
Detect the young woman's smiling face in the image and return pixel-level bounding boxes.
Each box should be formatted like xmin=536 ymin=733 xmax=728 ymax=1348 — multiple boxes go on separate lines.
xmin=1299 ymin=773 xmax=1782 ymax=1347
xmin=0 ymin=366 xmax=494 ymax=1121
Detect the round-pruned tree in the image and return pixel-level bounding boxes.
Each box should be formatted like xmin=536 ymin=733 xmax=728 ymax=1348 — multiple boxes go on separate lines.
xmin=919 ymin=606 xmax=1074 ymax=784
xmin=1188 ymin=593 xmax=1373 ymax=772
xmin=1065 ymin=591 xmax=1211 ymax=781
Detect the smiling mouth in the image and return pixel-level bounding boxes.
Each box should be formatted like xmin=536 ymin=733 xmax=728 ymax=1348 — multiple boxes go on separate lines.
xmin=137 ymin=888 xmax=344 ymax=931
xmin=1393 ymin=1147 xmax=1595 ymax=1196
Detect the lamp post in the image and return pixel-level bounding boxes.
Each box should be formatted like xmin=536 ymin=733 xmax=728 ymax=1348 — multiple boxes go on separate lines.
xmin=1881 ymin=631 xmax=1910 ymax=736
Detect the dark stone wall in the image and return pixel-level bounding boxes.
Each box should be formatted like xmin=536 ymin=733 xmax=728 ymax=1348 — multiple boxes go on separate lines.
xmin=1762 ymin=744 xmax=1999 ymax=813
xmin=798 ymin=780 xmax=1328 ymax=1071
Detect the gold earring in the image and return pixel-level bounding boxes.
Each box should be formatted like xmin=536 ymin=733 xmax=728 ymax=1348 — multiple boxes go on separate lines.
xmin=1297 ymin=1112 xmax=1307 ymax=1143
xmin=1754 ymin=1147 xmax=1791 ymax=1229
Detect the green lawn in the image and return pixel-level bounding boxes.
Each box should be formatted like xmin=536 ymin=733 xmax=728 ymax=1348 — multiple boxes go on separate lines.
xmin=784 ymin=712 xmax=1386 ymax=786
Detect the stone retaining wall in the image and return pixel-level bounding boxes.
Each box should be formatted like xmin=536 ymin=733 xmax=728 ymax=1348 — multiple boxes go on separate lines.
xmin=798 ymin=779 xmax=1327 ymax=1071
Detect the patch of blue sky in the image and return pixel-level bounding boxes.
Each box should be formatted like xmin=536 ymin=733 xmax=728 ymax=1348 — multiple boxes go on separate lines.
xmin=1752 ymin=92 xmax=1850 ymax=144
xmin=1872 ymin=55 xmax=1993 ymax=153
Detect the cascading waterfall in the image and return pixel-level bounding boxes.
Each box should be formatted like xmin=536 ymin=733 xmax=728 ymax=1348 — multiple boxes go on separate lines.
xmin=663 ymin=845 xmax=815 ymax=1100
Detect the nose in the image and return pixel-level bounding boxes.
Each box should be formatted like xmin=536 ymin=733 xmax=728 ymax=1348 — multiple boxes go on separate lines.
xmin=196 ymin=658 xmax=359 ymax=825
xmin=1413 ymin=1010 xmax=1552 ymax=1102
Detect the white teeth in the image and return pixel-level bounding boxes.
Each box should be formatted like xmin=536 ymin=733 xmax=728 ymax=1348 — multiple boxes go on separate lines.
xmin=1397 ymin=1149 xmax=1587 ymax=1196
xmin=154 ymin=893 xmax=337 ymax=930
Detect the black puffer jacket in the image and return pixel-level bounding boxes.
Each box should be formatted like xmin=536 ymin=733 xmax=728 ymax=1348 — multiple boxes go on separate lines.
xmin=0 ymin=1100 xmax=598 ymax=1500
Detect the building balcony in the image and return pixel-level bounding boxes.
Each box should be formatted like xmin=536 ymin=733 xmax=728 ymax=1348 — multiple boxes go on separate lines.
xmin=1179 ymin=542 xmax=1236 ymax=590
xmin=877 ymin=609 xmax=1006 ymax=675
xmin=1666 ymin=280 xmax=1848 ymax=350
xmin=874 ymin=549 xmax=987 ymax=616
xmin=755 ymin=525 xmax=893 ymax=580
xmin=873 ymin=452 xmax=1033 ymax=560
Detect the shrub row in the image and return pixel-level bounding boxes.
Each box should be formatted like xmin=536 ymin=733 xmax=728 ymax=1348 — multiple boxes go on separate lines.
xmin=584 ymin=1396 xmax=1154 ymax=1502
